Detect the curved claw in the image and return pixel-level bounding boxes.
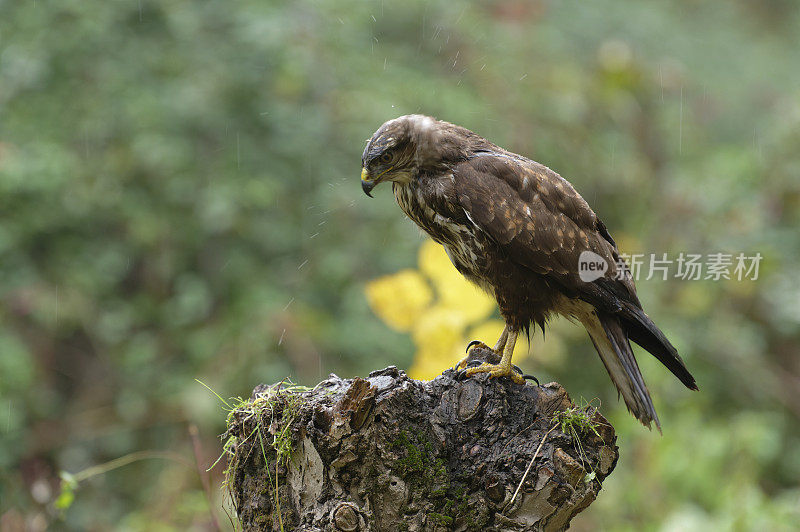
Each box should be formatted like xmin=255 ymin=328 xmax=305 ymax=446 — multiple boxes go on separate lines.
xmin=465 ymin=340 xmax=483 ymax=353
xmin=521 ymin=374 xmax=540 ymax=386
xmin=454 ymin=358 xmax=486 ymax=379
xmin=510 ymin=364 xmax=539 ymax=385
xmin=454 ymin=340 xmax=495 ymax=371
xmin=465 ymin=362 xmax=527 ymax=385
xmin=453 ymin=356 xmax=469 ymax=372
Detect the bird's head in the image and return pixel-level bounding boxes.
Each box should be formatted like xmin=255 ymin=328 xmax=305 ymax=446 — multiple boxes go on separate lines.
xmin=361 ymin=114 xmax=471 ymax=197
xmin=360 ymin=114 xmax=427 ymax=197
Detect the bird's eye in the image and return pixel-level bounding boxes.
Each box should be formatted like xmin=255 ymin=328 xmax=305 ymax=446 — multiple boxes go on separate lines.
xmin=379 ymin=152 xmax=393 ymax=163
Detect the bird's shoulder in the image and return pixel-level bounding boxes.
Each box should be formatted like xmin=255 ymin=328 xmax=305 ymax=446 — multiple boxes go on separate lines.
xmin=453 ymin=151 xmax=598 ymax=231
xmin=450 ymin=151 xmax=628 ymax=286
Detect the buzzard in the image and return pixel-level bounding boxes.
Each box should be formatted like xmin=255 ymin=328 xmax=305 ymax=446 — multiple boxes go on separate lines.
xmin=360 ymin=115 xmax=697 ymax=430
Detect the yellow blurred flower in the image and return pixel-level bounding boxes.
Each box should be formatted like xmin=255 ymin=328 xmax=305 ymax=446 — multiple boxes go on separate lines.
xmin=418 ymin=240 xmax=495 ymax=324
xmin=408 ymin=306 xmax=466 ymax=380
xmin=412 ymin=306 xmax=467 ymax=355
xmin=417 ymin=238 xmax=454 ymax=283
xmin=368 ymin=239 xmax=541 ymax=380
xmin=365 ymin=269 xmax=432 ymax=332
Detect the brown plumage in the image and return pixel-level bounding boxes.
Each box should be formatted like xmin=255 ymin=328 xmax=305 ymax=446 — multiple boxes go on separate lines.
xmin=360 ymin=114 xmax=697 ymax=430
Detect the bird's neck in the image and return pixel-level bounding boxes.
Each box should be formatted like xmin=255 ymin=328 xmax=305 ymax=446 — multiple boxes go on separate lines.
xmin=392 ymin=179 xmax=421 ymax=218
xmin=390 ymin=167 xmax=418 ymax=187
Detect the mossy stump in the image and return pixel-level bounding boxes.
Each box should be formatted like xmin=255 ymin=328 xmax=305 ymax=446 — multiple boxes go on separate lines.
xmin=224 ymin=361 xmax=619 ymax=531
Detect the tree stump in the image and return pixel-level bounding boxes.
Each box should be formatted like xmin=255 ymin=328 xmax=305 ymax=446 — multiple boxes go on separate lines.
xmin=224 ymin=361 xmax=619 ymax=531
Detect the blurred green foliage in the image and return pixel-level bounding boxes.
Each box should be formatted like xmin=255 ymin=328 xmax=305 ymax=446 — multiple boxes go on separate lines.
xmin=1 ymin=0 xmax=799 ymax=529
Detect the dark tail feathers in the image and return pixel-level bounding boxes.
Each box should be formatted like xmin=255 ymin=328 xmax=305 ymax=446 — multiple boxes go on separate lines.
xmin=584 ymin=307 xmax=698 ymax=431
xmin=589 ymin=312 xmax=661 ymax=430
xmin=620 ymin=303 xmax=698 ymax=391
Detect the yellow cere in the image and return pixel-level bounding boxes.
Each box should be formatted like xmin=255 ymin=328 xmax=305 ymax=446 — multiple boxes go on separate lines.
xmin=360 ymin=168 xmax=370 ymax=181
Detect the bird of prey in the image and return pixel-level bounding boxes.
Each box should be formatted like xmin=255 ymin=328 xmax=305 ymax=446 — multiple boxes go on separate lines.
xmin=360 ymin=114 xmax=697 ymax=430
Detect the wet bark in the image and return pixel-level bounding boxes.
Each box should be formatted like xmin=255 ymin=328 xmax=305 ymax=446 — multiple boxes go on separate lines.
xmin=225 ymin=358 xmax=619 ymax=531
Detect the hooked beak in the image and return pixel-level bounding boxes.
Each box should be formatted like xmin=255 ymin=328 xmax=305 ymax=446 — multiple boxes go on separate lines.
xmin=361 ymin=168 xmax=375 ymax=197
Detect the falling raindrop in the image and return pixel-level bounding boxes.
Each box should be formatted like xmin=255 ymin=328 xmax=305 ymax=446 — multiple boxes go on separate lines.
xmin=611 ymin=140 xmax=616 ymax=169
xmin=679 ymin=86 xmax=683 ymax=155
xmin=753 ymin=127 xmax=762 ymax=163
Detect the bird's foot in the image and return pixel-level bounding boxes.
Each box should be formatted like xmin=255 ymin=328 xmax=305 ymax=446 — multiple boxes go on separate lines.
xmin=453 ymin=340 xmax=498 ymax=371
xmin=464 ymin=362 xmax=527 ymax=385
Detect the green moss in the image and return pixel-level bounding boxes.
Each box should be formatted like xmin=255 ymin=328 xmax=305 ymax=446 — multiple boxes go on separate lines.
xmin=391 ymin=431 xmax=490 ymax=528
xmin=555 ymin=399 xmax=605 ymax=484
xmin=209 ymin=381 xmax=313 ymax=532
xmin=393 ymin=431 xmax=425 ymax=474
xmin=555 ymin=401 xmax=602 ymax=439
xmin=429 ymin=512 xmax=454 ymax=526
xmin=440 ymin=486 xmax=467 ymax=517
xmin=392 ymin=431 xmax=450 ymax=497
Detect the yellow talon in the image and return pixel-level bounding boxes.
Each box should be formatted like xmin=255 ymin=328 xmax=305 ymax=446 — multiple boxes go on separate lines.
xmin=457 ymin=328 xmax=526 ymax=385
xmin=453 ymin=341 xmax=494 ymax=371
xmin=454 ymin=355 xmax=470 ymax=371
xmin=465 ymin=362 xmax=527 ymax=385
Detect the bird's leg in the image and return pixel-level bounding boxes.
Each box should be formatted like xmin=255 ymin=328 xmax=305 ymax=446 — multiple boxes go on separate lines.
xmin=491 ymin=328 xmax=510 ymax=352
xmin=453 ymin=326 xmax=509 ymax=370
xmin=464 ymin=330 xmax=526 ymax=385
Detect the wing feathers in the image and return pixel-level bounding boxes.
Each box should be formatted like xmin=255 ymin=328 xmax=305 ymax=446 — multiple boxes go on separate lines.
xmin=453 ymin=157 xmax=615 ymax=279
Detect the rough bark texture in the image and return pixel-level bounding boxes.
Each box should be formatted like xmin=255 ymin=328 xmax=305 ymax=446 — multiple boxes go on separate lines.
xmin=225 ymin=357 xmax=619 ymax=531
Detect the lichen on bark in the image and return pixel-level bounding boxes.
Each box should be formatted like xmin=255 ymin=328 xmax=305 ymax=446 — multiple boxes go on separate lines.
xmin=223 ymin=360 xmax=619 ymax=531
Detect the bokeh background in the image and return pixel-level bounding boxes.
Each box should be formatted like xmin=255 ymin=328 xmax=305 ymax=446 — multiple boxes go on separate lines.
xmin=2 ymin=0 xmax=799 ymax=530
